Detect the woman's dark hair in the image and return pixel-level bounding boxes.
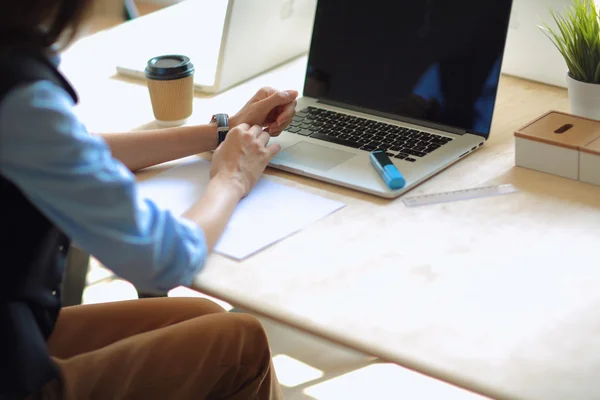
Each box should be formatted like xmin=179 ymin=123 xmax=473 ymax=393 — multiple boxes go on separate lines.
xmin=1 ymin=0 xmax=96 ymax=49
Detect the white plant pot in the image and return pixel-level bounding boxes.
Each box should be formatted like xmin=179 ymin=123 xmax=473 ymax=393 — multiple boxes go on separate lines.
xmin=566 ymin=73 xmax=600 ymax=120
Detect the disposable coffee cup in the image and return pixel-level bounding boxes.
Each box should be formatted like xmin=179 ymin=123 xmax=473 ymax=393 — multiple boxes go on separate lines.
xmin=145 ymin=55 xmax=195 ymax=126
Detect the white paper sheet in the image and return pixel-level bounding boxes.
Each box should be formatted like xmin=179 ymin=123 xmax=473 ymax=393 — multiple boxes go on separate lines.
xmin=137 ymin=158 xmax=345 ymax=260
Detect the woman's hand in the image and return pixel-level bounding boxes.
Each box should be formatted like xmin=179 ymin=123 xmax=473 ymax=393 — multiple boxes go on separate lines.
xmin=210 ymin=123 xmax=281 ymax=198
xmin=229 ymin=87 xmax=299 ymax=136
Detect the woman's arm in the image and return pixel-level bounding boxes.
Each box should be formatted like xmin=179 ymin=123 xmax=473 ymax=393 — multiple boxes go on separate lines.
xmin=0 ymin=81 xmax=210 ymax=293
xmin=99 ymin=124 xmax=218 ymax=172
xmin=182 ymin=124 xmax=281 ymax=251
xmin=99 ymin=86 xmax=298 ymax=172
xmin=0 ymin=82 xmax=295 ymax=293
xmin=182 ymin=176 xmax=241 ymax=251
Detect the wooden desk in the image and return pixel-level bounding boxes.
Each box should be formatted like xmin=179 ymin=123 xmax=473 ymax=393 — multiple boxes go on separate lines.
xmin=61 ymin=24 xmax=600 ymax=400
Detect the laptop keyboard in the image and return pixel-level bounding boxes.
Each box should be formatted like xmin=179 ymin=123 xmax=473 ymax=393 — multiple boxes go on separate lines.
xmin=287 ymin=107 xmax=453 ymax=162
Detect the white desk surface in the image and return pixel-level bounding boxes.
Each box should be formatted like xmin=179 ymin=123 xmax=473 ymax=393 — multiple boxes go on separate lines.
xmin=61 ymin=22 xmax=600 ymax=400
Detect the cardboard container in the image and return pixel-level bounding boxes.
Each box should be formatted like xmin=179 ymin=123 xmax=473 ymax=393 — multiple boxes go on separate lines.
xmin=145 ymin=55 xmax=195 ymax=126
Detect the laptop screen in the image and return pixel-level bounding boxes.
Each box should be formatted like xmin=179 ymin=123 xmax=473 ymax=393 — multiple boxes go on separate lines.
xmin=304 ymin=0 xmax=513 ymax=138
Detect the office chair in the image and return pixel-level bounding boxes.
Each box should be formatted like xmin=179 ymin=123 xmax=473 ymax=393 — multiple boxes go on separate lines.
xmin=61 ymin=245 xmax=90 ymax=306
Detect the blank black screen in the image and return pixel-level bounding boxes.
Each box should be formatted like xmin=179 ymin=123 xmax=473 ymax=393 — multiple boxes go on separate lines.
xmin=304 ymin=0 xmax=513 ymax=137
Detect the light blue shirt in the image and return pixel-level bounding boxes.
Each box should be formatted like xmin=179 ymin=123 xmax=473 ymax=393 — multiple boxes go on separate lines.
xmin=0 ymin=80 xmax=207 ymax=293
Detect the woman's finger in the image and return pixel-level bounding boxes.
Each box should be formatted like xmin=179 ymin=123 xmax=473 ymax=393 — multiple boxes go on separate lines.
xmin=267 ymin=122 xmax=280 ymax=133
xmin=265 ymin=105 xmax=283 ymax=126
xmin=257 ymin=130 xmax=271 ymax=146
xmin=276 ymin=101 xmax=297 ymax=126
xmin=269 ymin=129 xmax=283 ymax=137
xmin=248 ymin=125 xmax=263 ymax=137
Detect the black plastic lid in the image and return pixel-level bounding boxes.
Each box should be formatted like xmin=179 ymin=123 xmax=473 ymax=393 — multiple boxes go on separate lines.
xmin=144 ymin=55 xmax=194 ymax=81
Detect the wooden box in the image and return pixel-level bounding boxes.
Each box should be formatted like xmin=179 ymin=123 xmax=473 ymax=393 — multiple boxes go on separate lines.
xmin=515 ymin=111 xmax=600 ymax=185
xmin=580 ymin=136 xmax=600 ymax=186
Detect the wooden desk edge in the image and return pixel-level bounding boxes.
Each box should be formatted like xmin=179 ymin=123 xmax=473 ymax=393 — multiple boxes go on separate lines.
xmin=190 ymin=284 xmax=517 ymax=400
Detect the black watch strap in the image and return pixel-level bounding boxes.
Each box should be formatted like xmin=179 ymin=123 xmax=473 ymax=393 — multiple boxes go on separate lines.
xmin=212 ymin=113 xmax=229 ymax=145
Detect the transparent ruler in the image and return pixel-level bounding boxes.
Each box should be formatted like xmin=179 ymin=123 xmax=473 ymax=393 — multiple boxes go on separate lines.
xmin=402 ymin=184 xmax=518 ymax=207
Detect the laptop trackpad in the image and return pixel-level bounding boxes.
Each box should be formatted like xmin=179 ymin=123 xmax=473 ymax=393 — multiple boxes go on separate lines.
xmin=273 ymin=141 xmax=356 ymax=171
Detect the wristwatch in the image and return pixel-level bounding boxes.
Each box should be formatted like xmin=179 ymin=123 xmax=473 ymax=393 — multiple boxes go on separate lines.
xmin=211 ymin=113 xmax=229 ymax=145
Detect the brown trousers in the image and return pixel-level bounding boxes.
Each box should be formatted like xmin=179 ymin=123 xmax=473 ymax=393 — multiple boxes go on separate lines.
xmin=33 ymin=298 xmax=283 ymax=400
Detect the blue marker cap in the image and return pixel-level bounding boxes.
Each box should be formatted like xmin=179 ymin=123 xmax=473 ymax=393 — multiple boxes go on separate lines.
xmin=383 ymin=164 xmax=406 ymax=189
xmin=370 ymin=150 xmax=406 ymax=190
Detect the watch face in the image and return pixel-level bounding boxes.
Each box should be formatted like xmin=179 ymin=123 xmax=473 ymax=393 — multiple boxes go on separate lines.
xmin=212 ymin=114 xmax=229 ymax=131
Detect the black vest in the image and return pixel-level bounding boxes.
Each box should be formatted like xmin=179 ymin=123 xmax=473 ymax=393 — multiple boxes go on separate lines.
xmin=0 ymin=44 xmax=77 ymax=399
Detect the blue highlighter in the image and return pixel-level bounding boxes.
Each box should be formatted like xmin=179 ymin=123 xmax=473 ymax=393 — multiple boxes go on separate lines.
xmin=369 ymin=150 xmax=406 ymax=190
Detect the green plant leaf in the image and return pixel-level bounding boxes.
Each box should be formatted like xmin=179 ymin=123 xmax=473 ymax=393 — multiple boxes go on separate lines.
xmin=539 ymin=0 xmax=600 ymax=83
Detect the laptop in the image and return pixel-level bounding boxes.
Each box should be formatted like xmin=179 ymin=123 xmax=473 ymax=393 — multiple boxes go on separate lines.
xmin=269 ymin=0 xmax=514 ymax=198
xmin=114 ymin=0 xmax=317 ymax=93
xmin=501 ymin=0 xmax=572 ymax=88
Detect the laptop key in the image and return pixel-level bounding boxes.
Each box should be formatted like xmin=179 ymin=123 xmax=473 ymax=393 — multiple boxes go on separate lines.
xmin=394 ymin=153 xmax=407 ymax=159
xmin=430 ymin=139 xmax=446 ymax=146
xmin=310 ymin=132 xmax=361 ymax=148
xmin=402 ymin=148 xmax=426 ymax=157
xmin=287 ymin=127 xmax=301 ymax=134
xmin=298 ymin=129 xmax=313 ymax=136
xmin=406 ymin=158 xmax=417 ymax=162
xmin=360 ymin=144 xmax=378 ymax=151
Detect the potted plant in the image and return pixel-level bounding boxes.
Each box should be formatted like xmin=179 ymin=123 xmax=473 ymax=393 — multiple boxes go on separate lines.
xmin=540 ymin=0 xmax=600 ymax=119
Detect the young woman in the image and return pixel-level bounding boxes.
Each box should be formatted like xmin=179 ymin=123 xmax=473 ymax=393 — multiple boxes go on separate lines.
xmin=0 ymin=1 xmax=298 ymax=399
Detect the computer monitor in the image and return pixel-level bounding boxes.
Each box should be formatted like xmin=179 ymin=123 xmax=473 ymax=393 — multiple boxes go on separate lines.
xmin=114 ymin=0 xmax=316 ymax=94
